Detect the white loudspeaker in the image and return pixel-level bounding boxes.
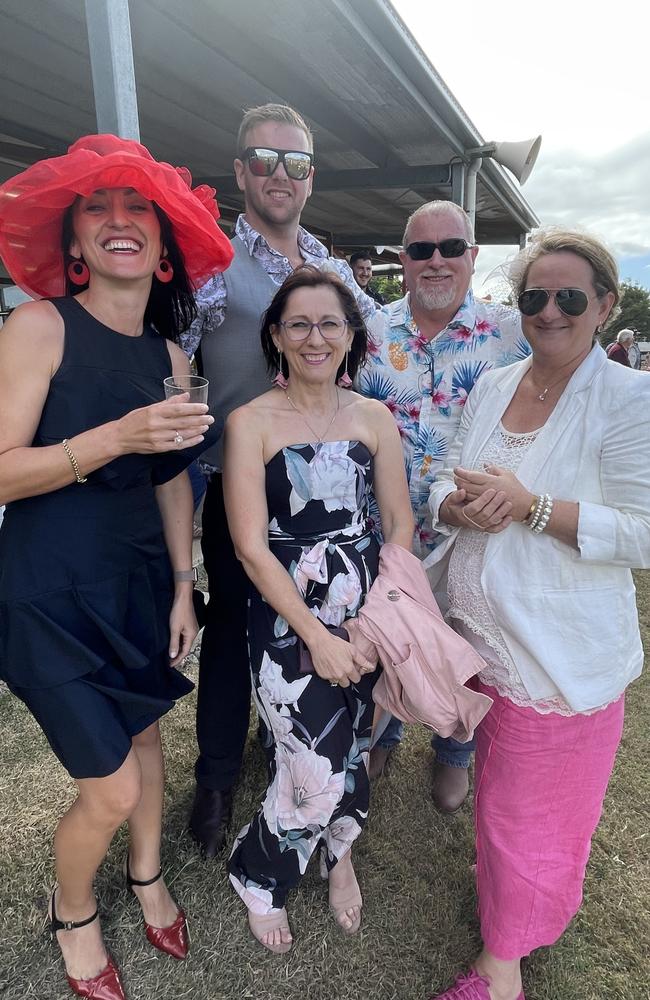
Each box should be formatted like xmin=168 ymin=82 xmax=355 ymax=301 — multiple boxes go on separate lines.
xmin=492 ymin=136 xmax=542 ymax=185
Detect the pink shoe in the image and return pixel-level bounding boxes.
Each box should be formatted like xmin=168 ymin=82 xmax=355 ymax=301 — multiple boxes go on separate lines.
xmin=428 ymin=969 xmax=525 ymax=1000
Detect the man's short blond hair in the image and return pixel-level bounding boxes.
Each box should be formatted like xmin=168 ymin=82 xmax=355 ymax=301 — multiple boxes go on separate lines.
xmin=237 ymin=104 xmax=313 ymax=155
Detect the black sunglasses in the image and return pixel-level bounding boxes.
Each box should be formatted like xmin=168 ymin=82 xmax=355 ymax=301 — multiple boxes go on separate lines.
xmin=241 ymin=146 xmax=313 ymax=181
xmin=517 ymin=287 xmax=591 ymax=317
xmin=404 ymin=238 xmax=474 ymax=260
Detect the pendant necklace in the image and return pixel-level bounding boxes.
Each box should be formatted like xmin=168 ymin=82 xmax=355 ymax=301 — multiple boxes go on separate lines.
xmin=285 ymin=388 xmax=340 ymax=443
xmin=530 ymin=370 xmax=572 ymax=401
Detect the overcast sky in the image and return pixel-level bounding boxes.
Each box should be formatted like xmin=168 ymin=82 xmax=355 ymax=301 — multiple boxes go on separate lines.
xmin=392 ymin=0 xmax=650 ymax=294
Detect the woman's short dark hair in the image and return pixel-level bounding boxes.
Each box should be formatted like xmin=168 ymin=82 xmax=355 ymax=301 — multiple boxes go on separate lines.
xmin=61 ymin=201 xmax=197 ymax=344
xmin=260 ymin=265 xmax=368 ymax=384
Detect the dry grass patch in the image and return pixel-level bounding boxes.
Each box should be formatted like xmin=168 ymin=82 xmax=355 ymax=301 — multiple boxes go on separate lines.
xmin=1 ymin=574 xmax=648 ymax=1000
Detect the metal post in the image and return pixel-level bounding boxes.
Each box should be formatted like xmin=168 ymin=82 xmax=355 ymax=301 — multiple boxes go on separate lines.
xmin=84 ymin=0 xmax=140 ymax=140
xmin=450 ymin=161 xmax=465 ymax=208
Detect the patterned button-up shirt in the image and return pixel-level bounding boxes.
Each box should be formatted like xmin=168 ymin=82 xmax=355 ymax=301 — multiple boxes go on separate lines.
xmin=180 ymin=214 xmax=377 ymax=357
xmin=359 ymin=291 xmax=529 ymax=557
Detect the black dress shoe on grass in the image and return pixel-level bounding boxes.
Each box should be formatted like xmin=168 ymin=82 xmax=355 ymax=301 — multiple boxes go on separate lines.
xmin=431 ymin=762 xmax=469 ymax=814
xmin=188 ymin=785 xmax=233 ymax=858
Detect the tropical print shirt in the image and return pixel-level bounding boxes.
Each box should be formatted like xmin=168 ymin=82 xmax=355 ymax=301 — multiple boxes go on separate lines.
xmin=359 ymin=291 xmax=529 ymax=556
xmin=180 ymin=214 xmax=377 ymax=357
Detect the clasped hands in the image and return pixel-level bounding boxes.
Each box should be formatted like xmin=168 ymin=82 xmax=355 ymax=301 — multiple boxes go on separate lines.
xmin=308 ymin=627 xmax=376 ymax=688
xmin=440 ymin=465 xmax=534 ymax=534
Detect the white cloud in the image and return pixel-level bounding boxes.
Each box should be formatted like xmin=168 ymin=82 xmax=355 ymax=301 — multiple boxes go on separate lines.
xmin=392 ymin=0 xmax=650 ymax=291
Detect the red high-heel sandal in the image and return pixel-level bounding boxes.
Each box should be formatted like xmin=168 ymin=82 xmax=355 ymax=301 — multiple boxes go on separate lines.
xmin=49 ymin=888 xmax=126 ymax=1000
xmin=125 ymin=859 xmax=189 ymax=960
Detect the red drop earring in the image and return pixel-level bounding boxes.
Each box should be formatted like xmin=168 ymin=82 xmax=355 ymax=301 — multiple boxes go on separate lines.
xmin=155 ymin=258 xmax=174 ymax=283
xmin=67 ymin=259 xmax=89 ymax=285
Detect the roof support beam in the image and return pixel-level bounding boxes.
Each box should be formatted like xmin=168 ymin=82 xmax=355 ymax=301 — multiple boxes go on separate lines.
xmin=200 ymin=164 xmax=452 ymax=196
xmin=84 ymin=0 xmax=140 ymax=140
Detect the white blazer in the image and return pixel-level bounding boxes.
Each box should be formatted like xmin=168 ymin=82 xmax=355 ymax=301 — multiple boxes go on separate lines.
xmin=425 ymin=344 xmax=650 ymax=712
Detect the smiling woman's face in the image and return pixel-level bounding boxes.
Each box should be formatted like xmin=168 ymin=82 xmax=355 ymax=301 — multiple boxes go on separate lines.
xmin=522 ymin=250 xmax=615 ymax=365
xmin=70 ymin=187 xmax=162 ymax=282
xmin=272 ymin=285 xmax=353 ymax=386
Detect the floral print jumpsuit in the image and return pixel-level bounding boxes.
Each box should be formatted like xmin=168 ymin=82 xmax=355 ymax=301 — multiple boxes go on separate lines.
xmin=228 ymin=440 xmax=379 ymax=914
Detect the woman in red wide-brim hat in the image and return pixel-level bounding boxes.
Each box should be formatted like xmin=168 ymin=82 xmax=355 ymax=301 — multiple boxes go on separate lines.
xmin=0 ymin=134 xmax=233 ymax=1000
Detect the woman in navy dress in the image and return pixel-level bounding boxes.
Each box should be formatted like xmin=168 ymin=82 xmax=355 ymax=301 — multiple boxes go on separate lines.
xmin=224 ymin=267 xmax=414 ymax=952
xmin=0 ymin=135 xmax=232 ymax=999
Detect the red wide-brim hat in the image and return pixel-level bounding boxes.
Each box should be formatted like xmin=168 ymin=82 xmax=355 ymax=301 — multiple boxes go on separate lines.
xmin=0 ymin=133 xmax=234 ymax=299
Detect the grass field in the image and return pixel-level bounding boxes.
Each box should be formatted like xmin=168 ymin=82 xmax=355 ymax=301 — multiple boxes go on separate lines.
xmin=0 ymin=574 xmax=648 ymax=1000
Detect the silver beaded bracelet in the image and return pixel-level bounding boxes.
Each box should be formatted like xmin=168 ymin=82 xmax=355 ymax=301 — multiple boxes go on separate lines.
xmin=527 ymin=493 xmax=546 ymax=531
xmin=531 ymin=494 xmax=554 ymax=534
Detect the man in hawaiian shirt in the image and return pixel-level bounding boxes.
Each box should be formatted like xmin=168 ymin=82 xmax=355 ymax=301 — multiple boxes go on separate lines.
xmin=358 ymin=200 xmax=529 ymax=810
xmin=182 ymin=103 xmax=377 ymax=857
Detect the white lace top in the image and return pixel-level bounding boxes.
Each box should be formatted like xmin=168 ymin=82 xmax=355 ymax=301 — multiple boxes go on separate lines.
xmin=447 ymin=422 xmax=608 ymax=716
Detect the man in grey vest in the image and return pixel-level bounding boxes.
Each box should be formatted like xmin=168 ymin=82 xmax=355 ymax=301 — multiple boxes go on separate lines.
xmin=181 ymin=103 xmax=377 ymax=857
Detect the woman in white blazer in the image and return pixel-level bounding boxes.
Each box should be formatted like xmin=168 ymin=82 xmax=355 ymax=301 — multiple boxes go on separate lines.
xmin=425 ymin=229 xmax=650 ymax=1000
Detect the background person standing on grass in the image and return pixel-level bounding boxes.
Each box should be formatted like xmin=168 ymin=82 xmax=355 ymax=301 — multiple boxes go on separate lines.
xmin=181 ymin=103 xmax=377 ymax=859
xmin=357 ymin=200 xmax=528 ymax=808
xmin=0 ymin=135 xmax=232 ymax=1000
xmin=425 ymin=228 xmax=650 ymax=1000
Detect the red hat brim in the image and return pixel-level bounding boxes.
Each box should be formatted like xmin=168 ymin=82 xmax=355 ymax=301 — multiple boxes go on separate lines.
xmin=0 ymin=134 xmax=233 ymax=299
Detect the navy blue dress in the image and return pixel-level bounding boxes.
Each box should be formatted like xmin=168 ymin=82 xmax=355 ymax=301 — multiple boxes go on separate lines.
xmin=0 ymin=297 xmax=219 ymax=778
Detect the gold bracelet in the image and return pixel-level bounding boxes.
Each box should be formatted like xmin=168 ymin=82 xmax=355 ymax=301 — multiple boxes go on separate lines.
xmin=524 ymin=495 xmax=539 ymax=524
xmin=61 ymin=439 xmax=87 ymax=484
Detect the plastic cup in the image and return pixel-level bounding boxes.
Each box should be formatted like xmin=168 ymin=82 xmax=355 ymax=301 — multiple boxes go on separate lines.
xmin=163 ymin=375 xmax=209 ymax=404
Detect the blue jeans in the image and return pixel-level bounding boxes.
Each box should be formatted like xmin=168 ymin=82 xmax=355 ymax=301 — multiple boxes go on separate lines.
xmin=376 ymin=716 xmax=475 ymax=768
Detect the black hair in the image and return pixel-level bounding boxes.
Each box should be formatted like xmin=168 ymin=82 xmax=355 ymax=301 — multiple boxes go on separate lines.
xmin=349 ymin=250 xmax=373 ymax=266
xmin=61 ymin=200 xmax=197 ymax=343
xmin=260 ymin=265 xmax=368 ymax=383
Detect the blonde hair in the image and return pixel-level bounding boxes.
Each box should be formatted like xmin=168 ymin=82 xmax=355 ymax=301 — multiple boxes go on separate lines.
xmin=509 ymin=227 xmax=620 ymax=308
xmin=237 ymin=103 xmax=313 ymax=155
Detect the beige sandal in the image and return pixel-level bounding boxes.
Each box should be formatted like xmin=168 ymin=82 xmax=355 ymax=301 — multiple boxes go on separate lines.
xmin=326 ymin=853 xmax=362 ymax=935
xmin=248 ymin=907 xmax=292 ymax=954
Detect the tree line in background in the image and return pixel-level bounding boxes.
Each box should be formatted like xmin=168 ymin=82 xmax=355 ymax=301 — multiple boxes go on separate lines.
xmin=602 ymin=282 xmax=650 ymax=346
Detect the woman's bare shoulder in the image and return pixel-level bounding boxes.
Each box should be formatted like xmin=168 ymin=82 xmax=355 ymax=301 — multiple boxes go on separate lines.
xmin=0 ymin=300 xmax=64 ymax=360
xmin=227 ymin=390 xmax=281 ymax=429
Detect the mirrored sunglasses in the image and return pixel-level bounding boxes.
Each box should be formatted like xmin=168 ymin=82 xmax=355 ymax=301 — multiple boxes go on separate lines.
xmin=405 ymin=238 xmax=474 ymax=260
xmin=241 ymin=147 xmax=313 ymax=180
xmin=517 ymin=287 xmax=591 ymax=317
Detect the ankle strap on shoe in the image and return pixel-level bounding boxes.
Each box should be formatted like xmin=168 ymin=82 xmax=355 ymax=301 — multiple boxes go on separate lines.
xmin=50 ymin=888 xmax=98 ymax=933
xmin=126 ymin=863 xmax=163 ymax=888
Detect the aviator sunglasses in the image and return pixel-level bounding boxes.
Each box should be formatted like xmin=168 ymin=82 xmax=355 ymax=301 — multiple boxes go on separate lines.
xmin=517 ymin=287 xmax=592 ymax=317
xmin=241 ymin=146 xmax=313 ymax=180
xmin=404 ymin=238 xmax=475 ymax=260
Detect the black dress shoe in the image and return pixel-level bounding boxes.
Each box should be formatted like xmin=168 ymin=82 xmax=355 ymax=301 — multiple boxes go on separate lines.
xmin=188 ymin=785 xmax=233 ymax=858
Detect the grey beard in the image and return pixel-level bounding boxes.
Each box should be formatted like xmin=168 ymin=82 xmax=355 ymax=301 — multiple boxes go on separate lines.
xmin=414 ymin=280 xmax=457 ymax=312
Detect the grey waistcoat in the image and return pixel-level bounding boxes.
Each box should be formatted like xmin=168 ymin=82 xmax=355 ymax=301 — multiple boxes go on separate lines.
xmin=200 ymin=236 xmax=277 ymax=468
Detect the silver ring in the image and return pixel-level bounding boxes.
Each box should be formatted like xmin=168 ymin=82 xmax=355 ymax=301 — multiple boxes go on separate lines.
xmin=330 ymin=682 xmax=338 ymax=687
xmin=173 ymin=431 xmax=184 ymax=446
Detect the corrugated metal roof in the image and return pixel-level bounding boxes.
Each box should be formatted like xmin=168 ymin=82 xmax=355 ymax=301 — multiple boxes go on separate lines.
xmin=0 ymin=0 xmax=538 ymax=256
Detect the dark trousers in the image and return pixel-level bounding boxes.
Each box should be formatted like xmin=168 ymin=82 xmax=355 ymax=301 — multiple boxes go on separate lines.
xmin=194 ymin=474 xmax=251 ymax=791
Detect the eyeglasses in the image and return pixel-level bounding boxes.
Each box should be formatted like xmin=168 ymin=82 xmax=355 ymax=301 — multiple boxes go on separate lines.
xmin=241 ymin=147 xmax=313 ymax=180
xmin=279 ymin=319 xmax=348 ymax=341
xmin=517 ymin=287 xmax=592 ymax=317
xmin=404 ymin=239 xmax=475 ymax=261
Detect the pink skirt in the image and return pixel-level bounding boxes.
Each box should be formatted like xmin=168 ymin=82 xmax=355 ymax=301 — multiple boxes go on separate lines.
xmin=474 ymin=682 xmax=625 ymax=961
